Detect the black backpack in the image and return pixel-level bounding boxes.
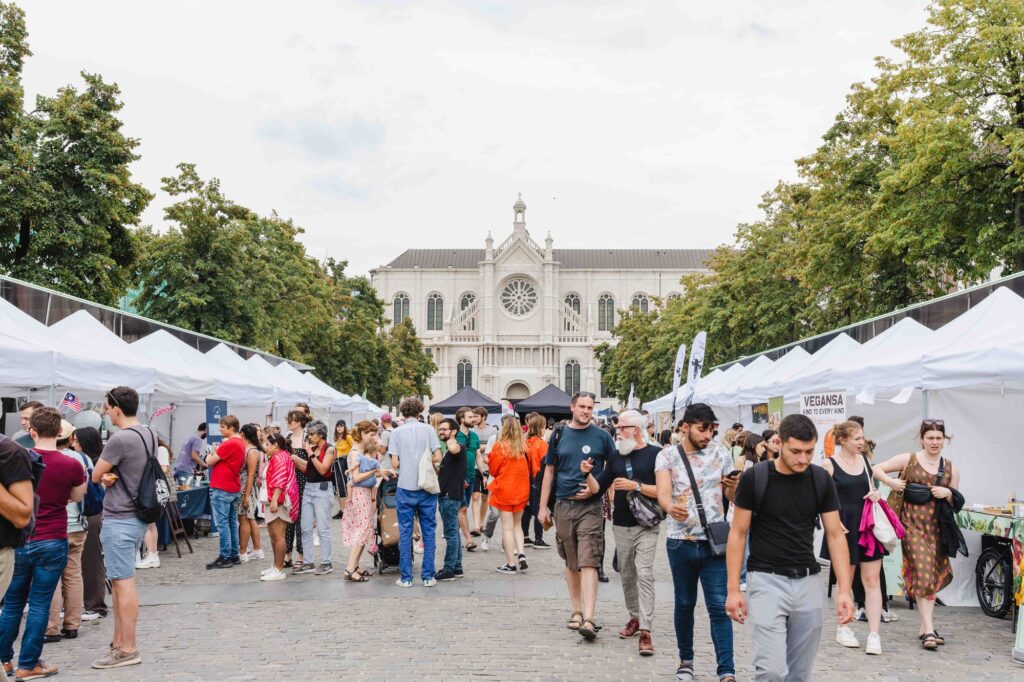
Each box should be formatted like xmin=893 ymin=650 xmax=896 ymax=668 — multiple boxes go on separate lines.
xmin=748 ymin=459 xmax=828 ymax=530
xmin=116 ymin=426 xmax=171 ymax=524
xmin=544 ymin=424 xmax=565 ymax=512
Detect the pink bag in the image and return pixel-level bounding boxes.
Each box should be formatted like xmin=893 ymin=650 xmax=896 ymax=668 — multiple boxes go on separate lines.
xmin=858 ymin=498 xmax=905 ymax=557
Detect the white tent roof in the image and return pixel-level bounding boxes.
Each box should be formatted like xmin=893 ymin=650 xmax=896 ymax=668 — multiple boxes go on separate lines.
xmin=206 ymin=344 xmax=309 ymax=405
xmin=709 ymin=346 xmax=809 ymax=405
xmin=132 ymin=331 xmax=274 ymax=405
xmin=272 ymin=362 xmax=355 ymax=411
xmin=0 ymin=299 xmax=155 ymax=393
xmin=51 ymin=311 xmax=211 ymax=398
xmin=244 ymin=355 xmax=326 ymax=407
xmin=0 ymin=335 xmax=55 ymax=391
xmin=922 ymin=287 xmax=1024 ymax=389
xmin=644 ymin=368 xmax=727 ymax=413
xmin=764 ymin=334 xmax=861 ymax=402
xmin=826 ymin=318 xmax=934 ymax=393
xmin=704 ymin=355 xmax=775 ymax=405
xmin=693 ymin=362 xmax=750 ymax=404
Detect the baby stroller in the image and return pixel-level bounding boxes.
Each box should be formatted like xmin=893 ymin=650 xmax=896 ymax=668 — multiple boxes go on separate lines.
xmin=373 ymin=477 xmax=401 ymax=574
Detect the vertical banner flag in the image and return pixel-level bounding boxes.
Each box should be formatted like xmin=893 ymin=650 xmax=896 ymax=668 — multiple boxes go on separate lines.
xmin=205 ymin=399 xmax=228 ymax=445
xmin=627 ymin=384 xmax=638 ymax=410
xmin=669 ymin=343 xmax=687 ymax=422
xmin=682 ymin=331 xmax=707 ymax=408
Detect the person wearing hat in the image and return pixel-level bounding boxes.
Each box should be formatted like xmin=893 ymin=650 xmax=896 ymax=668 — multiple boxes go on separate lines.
xmin=44 ymin=420 xmax=92 ymax=643
xmin=0 ymin=408 xmax=86 ymax=679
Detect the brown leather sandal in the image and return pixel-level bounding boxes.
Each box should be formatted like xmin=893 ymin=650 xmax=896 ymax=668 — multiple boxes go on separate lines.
xmin=566 ymin=611 xmax=583 ymax=630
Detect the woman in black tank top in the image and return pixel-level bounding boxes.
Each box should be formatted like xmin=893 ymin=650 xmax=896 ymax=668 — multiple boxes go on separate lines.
xmin=822 ymin=421 xmax=885 ymax=655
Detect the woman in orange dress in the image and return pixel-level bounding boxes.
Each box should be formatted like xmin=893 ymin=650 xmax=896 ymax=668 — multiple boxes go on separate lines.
xmin=488 ymin=416 xmax=532 ymax=574
xmin=521 ymin=413 xmax=549 ymax=547
xmin=873 ymin=419 xmax=959 ymax=651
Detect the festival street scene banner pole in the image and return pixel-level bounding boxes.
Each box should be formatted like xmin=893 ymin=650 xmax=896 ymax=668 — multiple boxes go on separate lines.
xmin=683 ymin=331 xmax=707 ymax=408
xmin=669 ymin=342 xmax=687 ymax=423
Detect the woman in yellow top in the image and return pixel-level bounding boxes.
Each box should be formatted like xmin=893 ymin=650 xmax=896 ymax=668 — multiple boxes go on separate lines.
xmin=333 ymin=420 xmax=354 ymax=520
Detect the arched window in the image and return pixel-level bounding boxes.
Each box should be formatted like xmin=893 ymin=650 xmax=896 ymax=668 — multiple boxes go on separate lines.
xmin=460 ymin=293 xmax=476 ymax=310
xmin=666 ymin=292 xmax=682 ymax=302
xmin=632 ymin=293 xmax=649 ymax=313
xmin=457 ymin=359 xmax=473 ymax=390
xmin=564 ymin=293 xmax=581 ymax=314
xmin=426 ymin=293 xmax=444 ymax=331
xmin=393 ymin=294 xmax=409 ymax=325
xmin=598 ymin=294 xmax=615 ymax=331
xmin=564 ymin=360 xmax=581 ymax=395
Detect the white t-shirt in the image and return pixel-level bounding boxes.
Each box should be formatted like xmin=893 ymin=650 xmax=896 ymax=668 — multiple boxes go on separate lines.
xmin=157 ymin=445 xmax=170 ymax=467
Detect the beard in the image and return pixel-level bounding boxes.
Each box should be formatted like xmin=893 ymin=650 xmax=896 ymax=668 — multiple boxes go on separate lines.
xmin=616 ymin=437 xmax=638 ymax=456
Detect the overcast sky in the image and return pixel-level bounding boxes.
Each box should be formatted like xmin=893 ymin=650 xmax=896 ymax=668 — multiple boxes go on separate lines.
xmin=20 ymin=0 xmax=929 ymax=277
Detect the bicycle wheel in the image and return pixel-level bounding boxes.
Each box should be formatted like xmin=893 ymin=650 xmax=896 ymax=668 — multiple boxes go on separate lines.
xmin=975 ymin=545 xmax=1012 ymax=619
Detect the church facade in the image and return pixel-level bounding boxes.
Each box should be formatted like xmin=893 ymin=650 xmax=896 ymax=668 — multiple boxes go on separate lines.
xmin=369 ymin=196 xmax=712 ymax=408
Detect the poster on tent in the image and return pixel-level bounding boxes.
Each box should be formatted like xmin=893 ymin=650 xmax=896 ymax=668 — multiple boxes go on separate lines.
xmin=768 ymin=396 xmax=784 ymax=430
xmin=206 ymin=399 xmax=227 ymax=445
xmin=799 ymin=391 xmax=846 ymax=460
xmin=751 ymin=402 xmax=769 ymax=424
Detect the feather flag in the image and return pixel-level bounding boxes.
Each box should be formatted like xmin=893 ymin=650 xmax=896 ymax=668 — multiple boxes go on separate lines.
xmin=669 ymin=343 xmax=687 ymax=422
xmin=682 ymin=331 xmax=707 ymax=408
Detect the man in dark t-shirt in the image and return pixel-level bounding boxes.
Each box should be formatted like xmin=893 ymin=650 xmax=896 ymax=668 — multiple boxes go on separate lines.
xmin=726 ymin=414 xmax=853 ymax=682
xmin=0 ymin=434 xmax=34 ymax=595
xmin=0 ymin=407 xmax=86 ymax=680
xmin=538 ymin=392 xmax=615 ymax=642
xmin=435 ymin=418 xmax=464 ymax=581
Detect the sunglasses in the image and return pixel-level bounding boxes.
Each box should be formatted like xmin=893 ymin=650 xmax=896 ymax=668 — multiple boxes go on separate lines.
xmin=922 ymin=419 xmax=945 ymax=431
xmin=573 ymin=392 xmax=597 ymax=400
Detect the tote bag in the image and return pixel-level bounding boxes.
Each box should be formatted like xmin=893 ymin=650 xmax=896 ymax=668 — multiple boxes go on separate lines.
xmin=417 ymin=446 xmax=440 ymax=494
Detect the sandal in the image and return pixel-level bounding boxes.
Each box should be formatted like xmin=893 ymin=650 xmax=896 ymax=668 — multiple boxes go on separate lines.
xmin=578 ymin=619 xmax=601 ymax=641
xmin=465 ymin=542 xmax=477 ymax=552
xmin=566 ymin=611 xmax=583 ymax=631
xmin=344 ymin=569 xmax=369 ymax=583
xmin=933 ymin=630 xmax=945 ymax=645
xmin=920 ymin=632 xmax=939 ymax=650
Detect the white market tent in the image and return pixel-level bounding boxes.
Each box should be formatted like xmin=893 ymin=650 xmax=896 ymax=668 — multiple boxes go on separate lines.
xmin=642 ymin=368 xmax=723 ymax=415
xmin=647 ymin=284 xmax=1024 ymax=608
xmin=702 ymin=355 xmax=775 ymax=406
xmin=206 ymin=344 xmax=310 ymax=407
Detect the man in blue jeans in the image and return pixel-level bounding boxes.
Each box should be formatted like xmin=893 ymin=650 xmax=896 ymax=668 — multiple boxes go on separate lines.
xmin=0 ymin=407 xmax=86 ymax=679
xmin=654 ymin=403 xmax=738 ymax=682
xmin=203 ymin=416 xmax=246 ymax=569
xmin=434 ymin=418 xmax=464 ymax=581
xmin=387 ymin=398 xmax=441 ymax=587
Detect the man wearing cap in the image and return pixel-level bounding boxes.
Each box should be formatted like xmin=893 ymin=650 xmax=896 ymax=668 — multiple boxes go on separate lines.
xmin=44 ymin=420 xmax=92 ymax=643
xmin=379 ymin=413 xmax=393 ymax=449
xmin=0 ymin=407 xmax=86 ymax=679
xmin=655 ymin=403 xmax=738 ymax=682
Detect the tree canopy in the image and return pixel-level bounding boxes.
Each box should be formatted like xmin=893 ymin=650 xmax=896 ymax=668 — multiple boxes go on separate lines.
xmin=601 ymin=0 xmax=1024 ymax=403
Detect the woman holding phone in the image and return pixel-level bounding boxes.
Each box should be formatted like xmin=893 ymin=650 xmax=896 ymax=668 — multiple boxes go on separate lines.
xmin=343 ymin=421 xmax=394 ymax=581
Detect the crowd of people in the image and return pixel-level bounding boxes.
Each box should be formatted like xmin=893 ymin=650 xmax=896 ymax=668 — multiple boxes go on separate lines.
xmin=0 ymin=386 xmax=965 ymax=681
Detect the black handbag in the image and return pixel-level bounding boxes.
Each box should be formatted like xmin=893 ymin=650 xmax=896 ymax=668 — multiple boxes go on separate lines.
xmin=623 ymin=454 xmax=664 ymax=528
xmin=678 ymin=445 xmax=730 ymax=556
xmin=904 ymin=457 xmax=944 ymax=505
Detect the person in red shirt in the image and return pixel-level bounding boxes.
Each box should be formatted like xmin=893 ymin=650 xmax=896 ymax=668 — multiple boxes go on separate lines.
xmin=203 ymin=416 xmax=246 ymax=569
xmin=0 ymin=407 xmax=86 ymax=680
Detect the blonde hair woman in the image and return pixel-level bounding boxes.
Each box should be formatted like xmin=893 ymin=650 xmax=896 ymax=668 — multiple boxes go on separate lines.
xmin=487 ymin=416 xmax=532 ymax=574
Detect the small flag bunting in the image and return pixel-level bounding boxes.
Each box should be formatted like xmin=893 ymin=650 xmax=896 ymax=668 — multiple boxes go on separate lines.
xmin=60 ymin=392 xmax=82 ymax=413
xmin=150 ymin=405 xmax=176 ymax=420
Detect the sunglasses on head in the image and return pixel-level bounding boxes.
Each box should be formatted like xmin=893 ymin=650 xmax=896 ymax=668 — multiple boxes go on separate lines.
xmin=922 ymin=418 xmax=945 ymax=431
xmin=574 ymin=392 xmax=596 ymax=400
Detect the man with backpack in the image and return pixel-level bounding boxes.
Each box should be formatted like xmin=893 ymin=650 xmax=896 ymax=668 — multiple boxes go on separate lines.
xmin=91 ymin=386 xmax=161 ymax=670
xmin=0 ymin=407 xmax=87 ymax=680
xmin=726 ymin=413 xmax=854 ymax=682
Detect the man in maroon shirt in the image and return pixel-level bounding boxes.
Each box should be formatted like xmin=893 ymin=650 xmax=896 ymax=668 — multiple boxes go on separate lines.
xmin=0 ymin=407 xmax=86 ymax=680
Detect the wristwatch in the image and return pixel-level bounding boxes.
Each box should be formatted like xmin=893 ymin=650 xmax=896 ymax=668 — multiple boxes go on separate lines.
xmin=635 ymin=481 xmax=642 ymax=493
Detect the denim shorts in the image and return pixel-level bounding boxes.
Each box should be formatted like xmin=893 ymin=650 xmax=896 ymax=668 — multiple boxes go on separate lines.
xmin=100 ymin=517 xmax=148 ymax=580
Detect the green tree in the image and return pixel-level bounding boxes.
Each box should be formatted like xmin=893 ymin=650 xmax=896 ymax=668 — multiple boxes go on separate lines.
xmin=0 ymin=2 xmax=151 ymax=303
xmin=381 ymin=318 xmax=436 ymax=406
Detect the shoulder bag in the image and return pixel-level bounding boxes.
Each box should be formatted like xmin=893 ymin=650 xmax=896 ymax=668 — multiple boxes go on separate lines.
xmin=417 ymin=445 xmax=440 ymax=495
xmin=885 ymin=453 xmax=915 ymax=518
xmin=624 ymin=454 xmax=664 ymax=528
xmin=677 ymin=445 xmax=730 ymax=556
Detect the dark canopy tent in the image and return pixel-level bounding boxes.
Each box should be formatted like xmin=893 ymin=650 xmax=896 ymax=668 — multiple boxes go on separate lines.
xmin=513 ymin=384 xmax=573 ymax=418
xmin=428 ymin=386 xmax=502 ymax=414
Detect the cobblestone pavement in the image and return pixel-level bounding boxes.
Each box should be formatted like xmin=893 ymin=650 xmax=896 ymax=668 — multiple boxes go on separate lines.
xmin=9 ymin=514 xmax=1022 ymax=681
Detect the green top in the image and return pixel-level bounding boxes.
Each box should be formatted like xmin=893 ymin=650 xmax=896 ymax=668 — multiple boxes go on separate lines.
xmin=456 ymin=429 xmax=481 ymax=483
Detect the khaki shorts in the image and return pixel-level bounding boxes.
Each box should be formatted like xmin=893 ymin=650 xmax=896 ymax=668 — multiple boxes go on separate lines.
xmin=554 ymin=498 xmax=605 ymax=572
xmin=265 ymin=504 xmax=293 ymax=525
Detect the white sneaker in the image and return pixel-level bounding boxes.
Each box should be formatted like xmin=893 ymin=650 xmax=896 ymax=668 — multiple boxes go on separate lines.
xmin=260 ymin=567 xmax=275 ymax=576
xmin=80 ymin=611 xmax=101 ymax=622
xmin=881 ymin=609 xmax=898 ymax=623
xmin=251 ymin=549 xmax=265 ymax=560
xmin=480 ymin=538 xmax=490 ymax=552
xmin=836 ymin=626 xmax=859 ymax=648
xmin=239 ymin=552 xmax=252 ymax=563
xmin=260 ymin=568 xmax=286 ymax=582
xmin=865 ymin=632 xmax=882 ymax=655
xmin=134 ymin=554 xmax=160 ymax=569
xmin=414 ymin=541 xmax=424 ymax=554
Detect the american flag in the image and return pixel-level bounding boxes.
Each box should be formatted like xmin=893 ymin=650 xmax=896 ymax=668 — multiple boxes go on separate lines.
xmin=60 ymin=392 xmax=82 ymax=413
xmin=150 ymin=405 xmax=176 ymax=420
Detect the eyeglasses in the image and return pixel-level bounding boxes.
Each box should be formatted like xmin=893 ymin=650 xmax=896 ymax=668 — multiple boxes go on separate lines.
xmin=615 ymin=425 xmax=638 ymax=432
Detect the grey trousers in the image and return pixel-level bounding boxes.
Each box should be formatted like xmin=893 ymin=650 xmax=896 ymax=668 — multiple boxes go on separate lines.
xmin=612 ymin=524 xmax=660 ymax=631
xmin=747 ymin=571 xmax=823 ymax=682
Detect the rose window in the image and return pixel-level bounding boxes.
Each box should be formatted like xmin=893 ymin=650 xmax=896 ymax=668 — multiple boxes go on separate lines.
xmin=500 ymin=278 xmax=538 ymax=316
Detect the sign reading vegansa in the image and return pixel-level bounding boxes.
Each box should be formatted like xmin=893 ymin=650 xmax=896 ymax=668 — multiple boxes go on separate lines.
xmin=800 ymin=391 xmax=846 ymax=459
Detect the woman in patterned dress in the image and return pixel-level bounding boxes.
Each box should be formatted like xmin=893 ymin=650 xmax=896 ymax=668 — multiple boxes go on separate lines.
xmin=343 ymin=421 xmax=393 ymax=581
xmin=873 ymin=419 xmax=959 ymax=651
xmin=283 ymin=410 xmax=310 ymax=568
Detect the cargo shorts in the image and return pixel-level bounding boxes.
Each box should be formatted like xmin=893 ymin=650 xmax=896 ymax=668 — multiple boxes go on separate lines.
xmin=554 ymin=497 xmax=605 ymax=572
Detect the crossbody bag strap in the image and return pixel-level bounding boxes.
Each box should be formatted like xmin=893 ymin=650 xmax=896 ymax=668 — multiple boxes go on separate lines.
xmin=935 ymin=457 xmax=945 ymax=486
xmin=676 ymin=445 xmax=711 ymax=532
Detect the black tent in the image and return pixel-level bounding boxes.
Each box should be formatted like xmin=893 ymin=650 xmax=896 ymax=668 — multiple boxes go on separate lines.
xmin=513 ymin=384 xmax=572 ymax=418
xmin=428 ymin=386 xmax=502 ymax=414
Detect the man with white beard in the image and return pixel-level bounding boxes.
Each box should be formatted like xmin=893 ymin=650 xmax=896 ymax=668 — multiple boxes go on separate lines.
xmin=584 ymin=409 xmax=663 ymax=657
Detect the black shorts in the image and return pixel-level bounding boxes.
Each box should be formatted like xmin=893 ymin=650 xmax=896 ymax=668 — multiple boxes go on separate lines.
xmin=332 ymin=456 xmax=348 ymax=498
xmin=474 ymin=470 xmax=484 ymax=493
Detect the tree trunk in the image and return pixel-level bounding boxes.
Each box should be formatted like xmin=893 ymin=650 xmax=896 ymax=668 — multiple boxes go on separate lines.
xmin=13 ymin=214 xmax=30 ymax=260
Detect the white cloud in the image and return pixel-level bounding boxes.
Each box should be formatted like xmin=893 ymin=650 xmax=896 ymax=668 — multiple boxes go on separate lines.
xmin=19 ymin=0 xmax=929 ymax=276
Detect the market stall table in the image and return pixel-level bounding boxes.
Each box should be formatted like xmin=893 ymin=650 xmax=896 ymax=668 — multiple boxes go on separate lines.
xmin=954 ymin=508 xmax=1024 ymax=662
xmin=159 ymin=485 xmax=216 ymax=547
